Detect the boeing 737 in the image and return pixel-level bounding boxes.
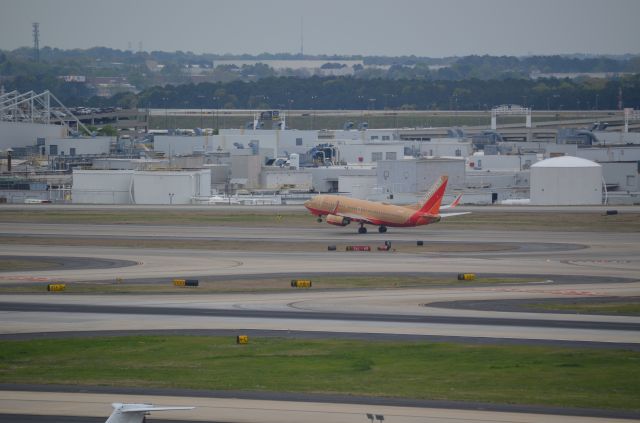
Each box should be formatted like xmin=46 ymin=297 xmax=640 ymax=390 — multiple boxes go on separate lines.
xmin=304 ymin=175 xmax=468 ymax=233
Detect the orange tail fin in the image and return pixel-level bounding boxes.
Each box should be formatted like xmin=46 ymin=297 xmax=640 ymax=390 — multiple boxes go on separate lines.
xmin=418 ymin=176 xmax=448 ymax=215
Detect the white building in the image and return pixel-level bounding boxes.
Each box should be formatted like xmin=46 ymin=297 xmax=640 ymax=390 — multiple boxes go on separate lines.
xmin=338 ymin=174 xmax=377 ymax=199
xmin=593 ymin=131 xmax=640 ymax=145
xmin=219 ymin=129 xmax=320 ymax=156
xmin=260 ymin=169 xmax=312 ymax=190
xmin=577 ymin=146 xmax=640 ymax=162
xmin=467 ymin=153 xmax=539 ymax=172
xmin=0 ymin=121 xmax=65 ymax=150
xmin=417 ymin=138 xmax=473 ymax=158
xmin=336 ymin=142 xmax=405 ymax=165
xmin=72 ymin=169 xmax=211 ymax=204
xmin=376 ymin=158 xmax=466 ymax=195
xmin=309 ymin=166 xmax=377 ymax=193
xmin=600 ymin=161 xmax=639 ymax=192
xmin=153 ymin=135 xmax=216 ymax=156
xmin=230 ymin=151 xmax=261 ymax=189
xmin=72 ymin=170 xmax=134 ymax=204
xmin=44 ymin=137 xmax=112 ymax=156
xmin=530 ymin=156 xmax=602 ymax=205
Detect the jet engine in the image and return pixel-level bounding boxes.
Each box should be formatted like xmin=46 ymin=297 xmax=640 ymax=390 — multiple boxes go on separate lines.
xmin=326 ymin=214 xmax=351 ymax=226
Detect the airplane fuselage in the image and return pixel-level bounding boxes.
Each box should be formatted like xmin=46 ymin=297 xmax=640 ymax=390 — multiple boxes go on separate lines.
xmin=304 ymin=194 xmax=440 ymax=227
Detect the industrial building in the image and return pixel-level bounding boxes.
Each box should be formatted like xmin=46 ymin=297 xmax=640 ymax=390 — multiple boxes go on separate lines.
xmin=530 ymin=157 xmax=603 ymax=205
xmin=72 ymin=169 xmax=211 ymax=204
xmin=1 ymin=89 xmax=639 ymax=205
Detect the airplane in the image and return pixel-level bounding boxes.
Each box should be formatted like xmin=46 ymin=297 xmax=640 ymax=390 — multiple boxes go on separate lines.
xmin=303 ymin=175 xmax=468 ymax=233
xmin=441 ymin=192 xmax=463 ymax=210
xmin=106 ymin=402 xmax=194 ymax=423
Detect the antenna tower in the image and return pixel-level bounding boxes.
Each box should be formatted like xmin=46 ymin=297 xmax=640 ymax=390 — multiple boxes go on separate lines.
xmin=32 ymin=23 xmax=40 ymax=63
xmin=300 ymin=17 xmax=304 ymax=57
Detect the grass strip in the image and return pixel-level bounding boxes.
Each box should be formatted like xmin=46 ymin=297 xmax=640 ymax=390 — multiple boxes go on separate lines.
xmin=0 ymin=236 xmax=517 ymax=254
xmin=531 ymin=301 xmax=640 ymax=316
xmin=1 ymin=210 xmax=638 ymax=231
xmin=0 ymin=275 xmax=540 ymax=294
xmin=0 ymin=336 xmax=638 ymax=411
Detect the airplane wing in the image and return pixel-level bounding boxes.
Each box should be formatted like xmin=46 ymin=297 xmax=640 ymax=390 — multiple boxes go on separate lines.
xmin=118 ymin=406 xmax=195 ymax=412
xmin=334 ymin=211 xmax=385 ymax=225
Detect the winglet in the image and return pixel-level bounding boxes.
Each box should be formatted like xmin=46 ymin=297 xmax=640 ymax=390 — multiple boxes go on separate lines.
xmin=418 ymin=176 xmax=448 ymax=215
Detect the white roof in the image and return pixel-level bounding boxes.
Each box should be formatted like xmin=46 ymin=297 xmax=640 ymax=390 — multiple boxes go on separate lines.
xmin=531 ymin=156 xmax=600 ymax=168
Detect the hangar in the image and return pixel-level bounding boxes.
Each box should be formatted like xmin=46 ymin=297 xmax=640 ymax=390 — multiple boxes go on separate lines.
xmin=530 ymin=156 xmax=602 ymax=205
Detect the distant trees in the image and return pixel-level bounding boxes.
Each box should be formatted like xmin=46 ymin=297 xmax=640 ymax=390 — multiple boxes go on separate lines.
xmin=133 ymin=74 xmax=640 ymax=111
xmin=0 ymin=46 xmax=639 ymax=110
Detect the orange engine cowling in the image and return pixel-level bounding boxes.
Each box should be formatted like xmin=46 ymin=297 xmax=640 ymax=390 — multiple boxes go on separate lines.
xmin=326 ymin=214 xmax=351 ymax=226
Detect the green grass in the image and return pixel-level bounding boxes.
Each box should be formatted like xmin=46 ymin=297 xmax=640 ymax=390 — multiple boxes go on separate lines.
xmin=0 ymin=336 xmax=638 ymax=411
xmin=0 ymin=275 xmax=540 ymax=294
xmin=1 ymin=210 xmax=638 ymax=232
xmin=439 ymin=211 xmax=640 ymax=232
xmin=0 ymin=210 xmax=309 ymax=226
xmin=532 ymin=301 xmax=640 ymax=316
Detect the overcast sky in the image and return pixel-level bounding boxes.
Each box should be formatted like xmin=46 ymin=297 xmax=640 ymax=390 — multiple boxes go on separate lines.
xmin=1 ymin=0 xmax=639 ymax=57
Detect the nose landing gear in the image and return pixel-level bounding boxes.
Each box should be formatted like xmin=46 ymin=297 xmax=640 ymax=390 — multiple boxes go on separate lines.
xmin=358 ymin=223 xmax=367 ymax=234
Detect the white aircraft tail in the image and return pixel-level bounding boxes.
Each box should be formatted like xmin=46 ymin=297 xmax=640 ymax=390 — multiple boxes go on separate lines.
xmin=106 ymin=403 xmax=194 ymax=423
xmin=441 ymin=193 xmax=463 ymax=210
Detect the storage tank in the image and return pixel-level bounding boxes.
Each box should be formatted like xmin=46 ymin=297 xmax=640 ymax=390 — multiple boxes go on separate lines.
xmin=530 ymin=156 xmax=602 ymax=205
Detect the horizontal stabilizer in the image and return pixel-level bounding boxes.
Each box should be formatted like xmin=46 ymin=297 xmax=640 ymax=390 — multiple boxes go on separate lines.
xmin=106 ymin=403 xmax=194 ymax=423
xmin=439 ymin=212 xmax=471 ymax=218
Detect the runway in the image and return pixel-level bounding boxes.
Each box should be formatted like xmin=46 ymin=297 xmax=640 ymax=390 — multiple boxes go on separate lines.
xmin=1 ymin=220 xmax=639 ymax=422
xmin=2 ymin=390 xmax=637 ymax=423
xmin=1 ymin=224 xmax=639 ymax=283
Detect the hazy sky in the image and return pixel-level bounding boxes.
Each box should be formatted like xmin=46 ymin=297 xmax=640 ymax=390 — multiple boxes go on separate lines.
xmin=1 ymin=0 xmax=639 ymax=57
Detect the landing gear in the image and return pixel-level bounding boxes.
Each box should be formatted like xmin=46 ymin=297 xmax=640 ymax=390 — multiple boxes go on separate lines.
xmin=358 ymin=223 xmax=367 ymax=234
xmin=378 ymin=225 xmax=387 ymax=233
xmin=317 ymin=216 xmax=323 ymax=223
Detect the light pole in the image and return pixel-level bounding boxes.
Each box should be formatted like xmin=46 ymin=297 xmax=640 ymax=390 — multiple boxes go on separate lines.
xmin=197 ymin=95 xmax=204 ymax=128
xmin=168 ymin=193 xmax=175 ymax=205
xmin=212 ymin=96 xmax=219 ymax=131
xmin=162 ymin=97 xmax=168 ymax=129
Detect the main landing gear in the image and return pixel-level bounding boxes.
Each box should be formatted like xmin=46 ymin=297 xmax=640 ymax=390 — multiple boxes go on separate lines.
xmin=317 ymin=216 xmax=323 ymax=223
xmin=378 ymin=225 xmax=387 ymax=233
xmin=358 ymin=223 xmax=367 ymax=234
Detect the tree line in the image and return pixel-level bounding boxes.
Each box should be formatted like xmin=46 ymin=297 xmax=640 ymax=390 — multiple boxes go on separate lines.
xmin=1 ymin=47 xmax=639 ymax=110
xmin=102 ymin=74 xmax=640 ymax=111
